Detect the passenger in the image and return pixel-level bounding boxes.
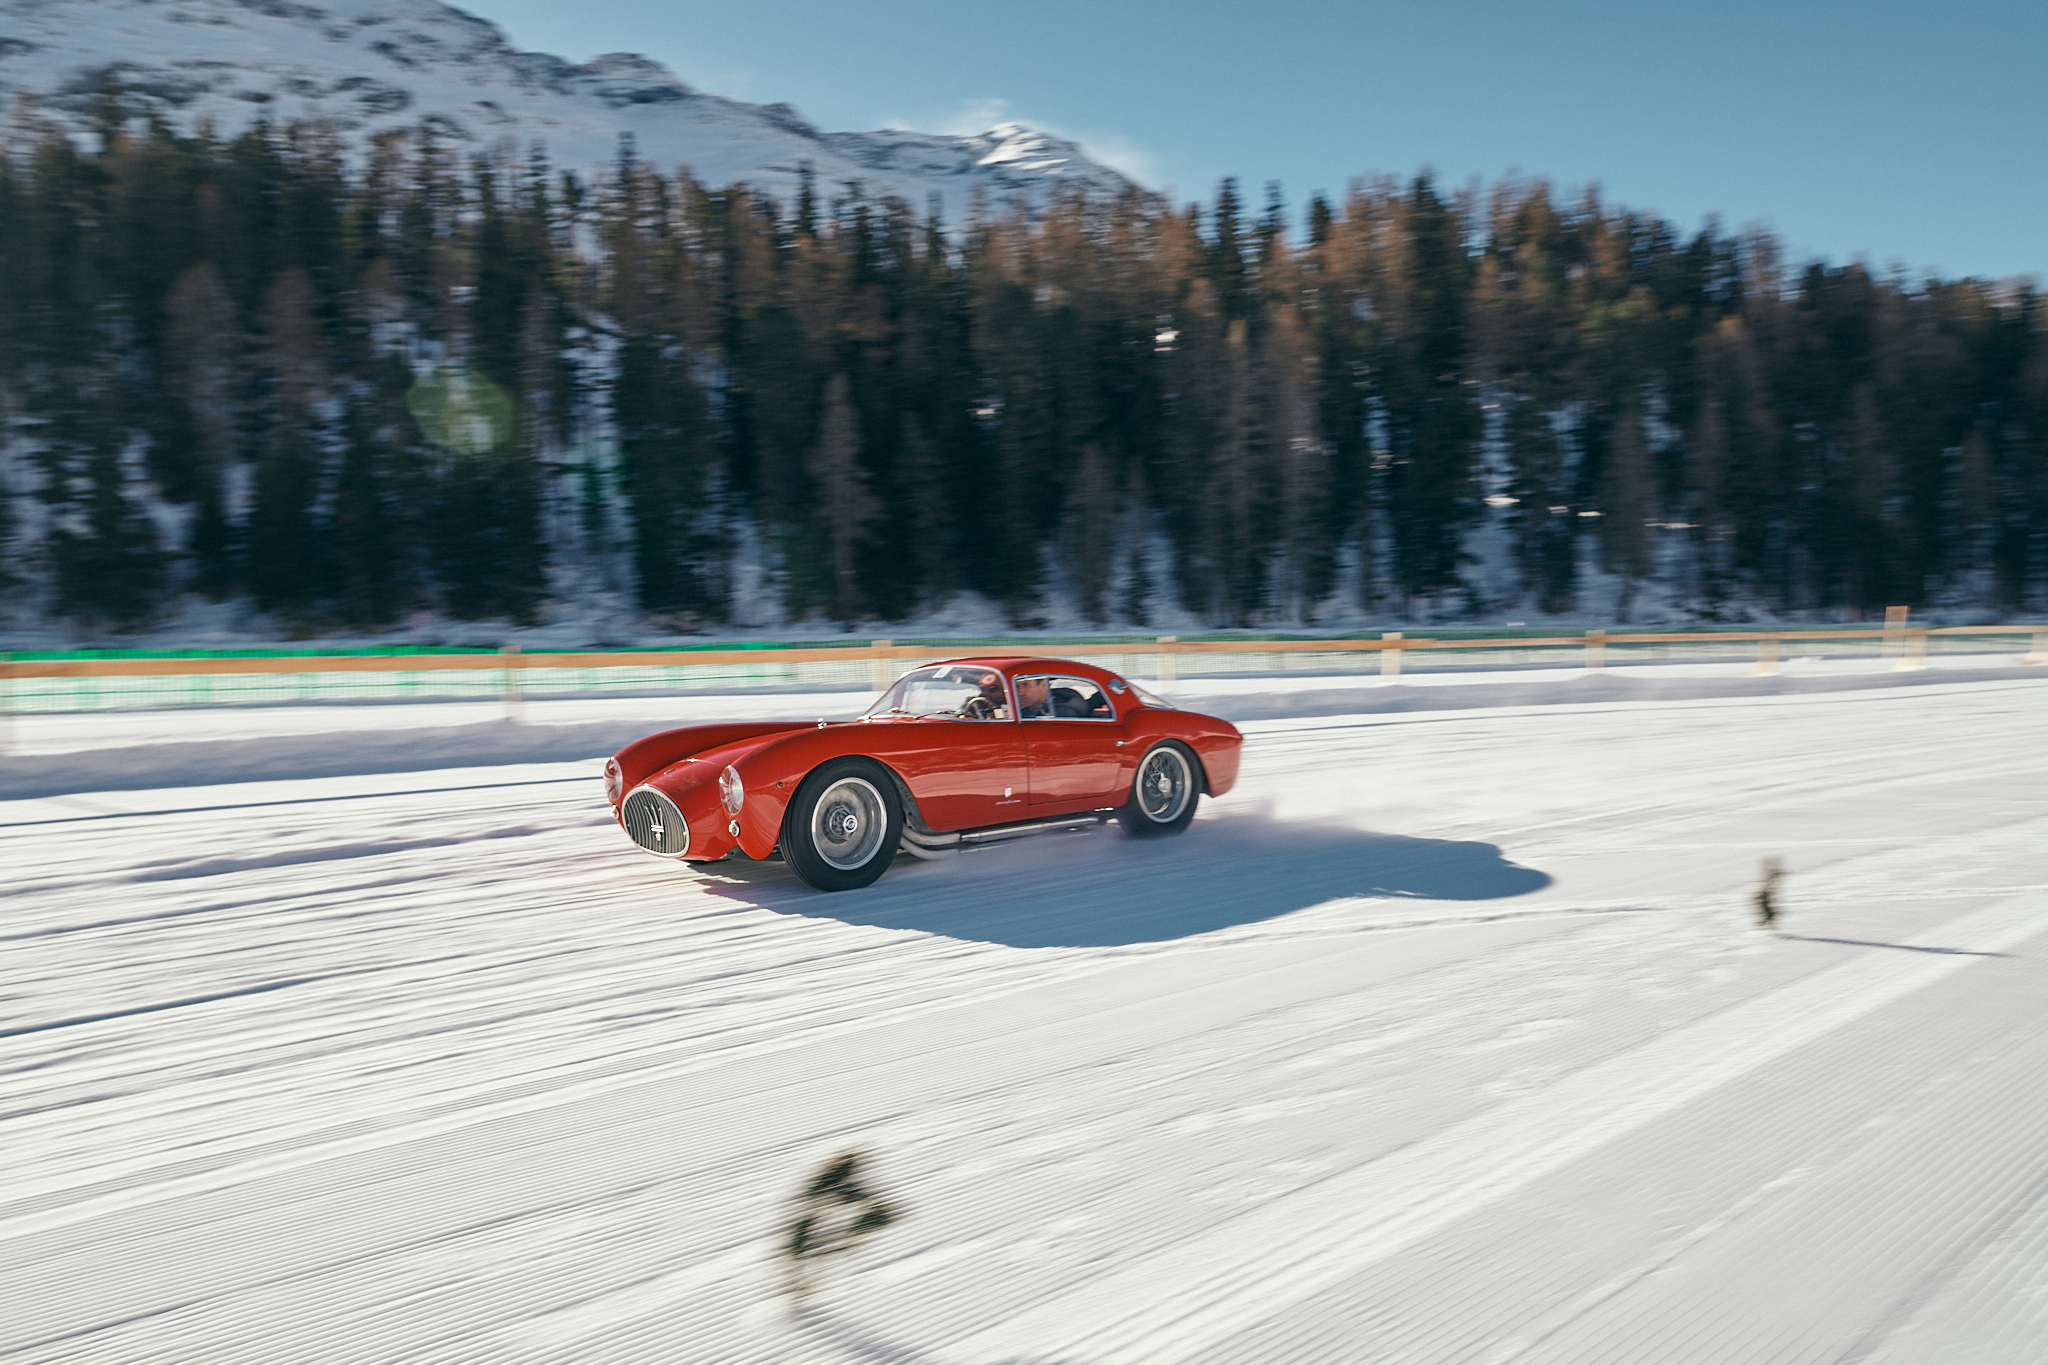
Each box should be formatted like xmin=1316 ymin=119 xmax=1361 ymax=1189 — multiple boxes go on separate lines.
xmin=1016 ymin=677 xmax=1054 ymax=718
xmin=1017 ymin=677 xmax=1105 ymax=718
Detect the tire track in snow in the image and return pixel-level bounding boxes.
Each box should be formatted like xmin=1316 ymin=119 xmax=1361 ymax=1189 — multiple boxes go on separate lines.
xmin=947 ymin=892 xmax=2048 ymax=1365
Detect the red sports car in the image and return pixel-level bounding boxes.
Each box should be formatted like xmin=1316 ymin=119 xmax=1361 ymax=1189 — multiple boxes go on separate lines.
xmin=604 ymin=656 xmax=1244 ymax=890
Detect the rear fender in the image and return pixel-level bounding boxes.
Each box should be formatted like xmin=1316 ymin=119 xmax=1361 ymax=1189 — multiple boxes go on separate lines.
xmin=1121 ymin=712 xmax=1241 ymax=797
xmin=1187 ymin=727 xmax=1241 ymax=795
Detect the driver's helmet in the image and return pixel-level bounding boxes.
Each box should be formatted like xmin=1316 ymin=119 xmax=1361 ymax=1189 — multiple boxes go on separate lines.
xmin=976 ymin=672 xmax=1003 ymax=700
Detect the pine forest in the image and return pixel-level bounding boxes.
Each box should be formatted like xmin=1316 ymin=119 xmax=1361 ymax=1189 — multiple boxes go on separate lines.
xmin=3 ymin=118 xmax=2045 ymax=636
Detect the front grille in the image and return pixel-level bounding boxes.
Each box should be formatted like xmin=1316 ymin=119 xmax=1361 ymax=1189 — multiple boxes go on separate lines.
xmin=622 ymin=788 xmax=690 ymax=857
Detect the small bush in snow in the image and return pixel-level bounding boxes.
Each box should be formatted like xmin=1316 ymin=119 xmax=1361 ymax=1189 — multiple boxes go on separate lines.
xmin=783 ymin=1150 xmax=901 ymax=1302
xmin=1752 ymin=856 xmax=1785 ymax=930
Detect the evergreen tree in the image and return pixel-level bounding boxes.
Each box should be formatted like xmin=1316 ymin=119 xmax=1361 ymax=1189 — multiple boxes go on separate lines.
xmin=247 ymin=266 xmax=326 ymax=614
xmin=158 ymin=261 xmax=241 ymax=596
xmin=899 ymin=413 xmax=958 ymax=601
xmin=329 ymin=364 xmax=419 ymax=628
xmin=1381 ymin=175 xmax=1480 ymax=605
xmin=1267 ymin=303 xmax=1335 ymax=617
xmin=1061 ymin=442 xmax=1120 ymax=624
xmin=0 ymin=118 xmax=2041 ymax=632
xmin=1601 ymin=395 xmax=1654 ymax=615
xmin=806 ymin=374 xmax=879 ymax=622
xmin=39 ymin=372 xmax=165 ymax=625
xmin=426 ymin=158 xmax=550 ymax=623
xmin=615 ymin=329 xmax=712 ymax=617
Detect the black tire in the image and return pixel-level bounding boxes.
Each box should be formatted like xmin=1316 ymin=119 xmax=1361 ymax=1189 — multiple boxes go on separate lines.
xmin=783 ymin=758 xmax=906 ymax=891
xmin=1115 ymin=741 xmax=1201 ymax=838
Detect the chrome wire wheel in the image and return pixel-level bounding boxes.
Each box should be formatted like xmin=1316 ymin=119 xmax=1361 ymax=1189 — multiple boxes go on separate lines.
xmin=1134 ymin=744 xmax=1193 ymax=824
xmin=784 ymin=758 xmax=905 ymax=891
xmin=808 ymin=776 xmax=888 ymax=871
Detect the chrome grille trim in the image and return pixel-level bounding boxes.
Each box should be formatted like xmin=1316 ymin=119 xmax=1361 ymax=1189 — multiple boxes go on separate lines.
xmin=621 ymin=786 xmax=690 ymax=858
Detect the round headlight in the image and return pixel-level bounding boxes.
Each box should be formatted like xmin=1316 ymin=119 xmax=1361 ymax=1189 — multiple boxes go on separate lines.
xmin=604 ymin=757 xmax=623 ymax=807
xmin=719 ymin=764 xmax=745 ymax=816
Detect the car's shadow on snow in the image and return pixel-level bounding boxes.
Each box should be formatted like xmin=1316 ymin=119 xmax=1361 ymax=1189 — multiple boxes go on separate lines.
xmin=691 ymin=812 xmax=1551 ymax=948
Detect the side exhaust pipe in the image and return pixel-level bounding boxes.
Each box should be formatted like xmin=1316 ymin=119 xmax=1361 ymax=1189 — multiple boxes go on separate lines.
xmin=900 ymin=825 xmax=961 ymax=861
xmin=899 ymin=812 xmax=1112 ymax=859
xmin=960 ymin=813 xmax=1113 ymax=845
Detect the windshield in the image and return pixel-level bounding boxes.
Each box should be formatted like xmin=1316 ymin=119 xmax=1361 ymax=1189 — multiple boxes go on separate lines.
xmin=863 ymin=665 xmax=1013 ymax=720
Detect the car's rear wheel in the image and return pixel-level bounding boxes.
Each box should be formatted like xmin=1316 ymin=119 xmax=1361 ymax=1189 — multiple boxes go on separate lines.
xmin=783 ymin=758 xmax=905 ymax=891
xmin=1115 ymin=741 xmax=1200 ymax=837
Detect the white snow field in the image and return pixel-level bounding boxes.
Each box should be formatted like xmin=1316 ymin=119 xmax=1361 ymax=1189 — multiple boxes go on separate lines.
xmin=4 ymin=662 xmax=2048 ymax=1364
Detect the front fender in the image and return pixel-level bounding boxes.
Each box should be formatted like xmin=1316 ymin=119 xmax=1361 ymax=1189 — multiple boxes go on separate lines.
xmin=613 ymin=722 xmax=812 ymax=794
xmin=723 ymin=726 xmax=922 ymax=860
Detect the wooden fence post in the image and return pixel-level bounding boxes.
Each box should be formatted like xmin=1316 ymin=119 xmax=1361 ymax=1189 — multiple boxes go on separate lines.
xmin=1381 ymin=631 xmax=1402 ymax=679
xmin=500 ymin=644 xmax=523 ymax=721
xmin=1882 ymin=605 xmax=1909 ymax=661
xmin=1896 ymin=630 xmax=1929 ymax=672
xmin=1156 ymin=636 xmax=1177 ymax=685
xmin=871 ymin=639 xmax=895 ymax=692
xmin=0 ymin=656 xmax=13 ymax=756
xmin=1585 ymin=629 xmax=1606 ymax=669
xmin=1753 ymin=635 xmax=1780 ymax=676
xmin=2024 ymin=631 xmax=2047 ymax=666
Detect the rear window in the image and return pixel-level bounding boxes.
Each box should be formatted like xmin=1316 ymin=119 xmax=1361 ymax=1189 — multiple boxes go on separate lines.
xmin=1121 ymin=678 xmax=1173 ymax=709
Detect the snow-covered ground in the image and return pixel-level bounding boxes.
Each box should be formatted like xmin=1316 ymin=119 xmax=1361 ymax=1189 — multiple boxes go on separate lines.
xmin=4 ymin=664 xmax=2047 ymax=1362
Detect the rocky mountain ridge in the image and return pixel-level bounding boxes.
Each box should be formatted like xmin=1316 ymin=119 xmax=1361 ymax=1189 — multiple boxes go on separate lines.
xmin=0 ymin=0 xmax=1136 ymax=212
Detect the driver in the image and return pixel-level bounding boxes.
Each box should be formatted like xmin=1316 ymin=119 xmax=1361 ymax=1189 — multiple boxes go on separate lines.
xmin=964 ymin=671 xmax=1009 ymax=719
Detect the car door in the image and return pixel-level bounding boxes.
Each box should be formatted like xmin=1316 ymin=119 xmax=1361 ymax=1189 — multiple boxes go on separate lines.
xmin=902 ymin=719 xmax=1029 ymax=828
xmin=1018 ymin=674 xmax=1127 ymax=806
xmin=876 ymin=666 xmax=1028 ymax=830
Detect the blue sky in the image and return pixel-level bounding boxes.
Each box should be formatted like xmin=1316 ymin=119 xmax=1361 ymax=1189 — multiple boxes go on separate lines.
xmin=457 ymin=0 xmax=2045 ymax=281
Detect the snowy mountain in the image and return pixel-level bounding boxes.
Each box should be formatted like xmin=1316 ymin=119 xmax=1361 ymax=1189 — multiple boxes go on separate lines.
xmin=0 ymin=0 xmax=1137 ymax=213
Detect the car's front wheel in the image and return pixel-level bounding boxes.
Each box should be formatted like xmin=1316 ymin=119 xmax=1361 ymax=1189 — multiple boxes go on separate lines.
xmin=783 ymin=758 xmax=905 ymax=891
xmin=1115 ymin=741 xmax=1201 ymax=837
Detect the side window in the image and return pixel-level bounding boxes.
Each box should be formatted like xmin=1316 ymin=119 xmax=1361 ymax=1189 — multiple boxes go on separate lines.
xmin=1016 ymin=675 xmax=1114 ymax=721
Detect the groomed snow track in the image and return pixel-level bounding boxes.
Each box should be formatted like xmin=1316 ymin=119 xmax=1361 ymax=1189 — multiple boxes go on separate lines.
xmin=3 ymin=668 xmax=2046 ymax=1363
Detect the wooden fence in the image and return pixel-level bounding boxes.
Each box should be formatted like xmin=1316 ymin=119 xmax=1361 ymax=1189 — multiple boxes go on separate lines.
xmin=4 ymin=623 xmax=2045 ymax=686
xmin=3 ymin=621 xmax=2045 ymax=753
